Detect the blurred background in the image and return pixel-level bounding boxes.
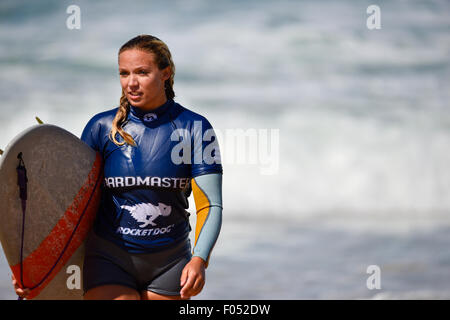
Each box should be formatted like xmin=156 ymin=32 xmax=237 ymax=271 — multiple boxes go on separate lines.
xmin=0 ymin=0 xmax=449 ymax=299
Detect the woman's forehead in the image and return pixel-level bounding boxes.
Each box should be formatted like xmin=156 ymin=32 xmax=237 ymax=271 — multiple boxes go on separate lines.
xmin=119 ymin=49 xmax=157 ymax=67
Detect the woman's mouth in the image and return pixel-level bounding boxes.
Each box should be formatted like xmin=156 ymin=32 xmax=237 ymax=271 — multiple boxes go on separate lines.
xmin=128 ymin=92 xmax=142 ymax=100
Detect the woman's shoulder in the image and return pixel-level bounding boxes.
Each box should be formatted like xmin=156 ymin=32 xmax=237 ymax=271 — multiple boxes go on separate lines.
xmin=83 ymin=107 xmax=118 ymax=130
xmin=81 ymin=107 xmax=118 ymax=141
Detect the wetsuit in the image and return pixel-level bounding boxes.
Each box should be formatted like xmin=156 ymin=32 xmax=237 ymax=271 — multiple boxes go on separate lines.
xmin=81 ymin=98 xmax=222 ymax=294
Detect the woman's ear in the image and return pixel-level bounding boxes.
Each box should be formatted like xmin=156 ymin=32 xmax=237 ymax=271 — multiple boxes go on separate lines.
xmin=161 ymin=66 xmax=171 ymax=81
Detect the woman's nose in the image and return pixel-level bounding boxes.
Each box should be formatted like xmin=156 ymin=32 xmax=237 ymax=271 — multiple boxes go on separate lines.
xmin=128 ymin=74 xmax=139 ymax=87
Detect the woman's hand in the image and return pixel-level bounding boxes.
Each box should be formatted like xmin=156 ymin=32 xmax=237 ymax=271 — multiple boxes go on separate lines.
xmin=11 ymin=274 xmax=30 ymax=299
xmin=180 ymin=256 xmax=206 ymax=299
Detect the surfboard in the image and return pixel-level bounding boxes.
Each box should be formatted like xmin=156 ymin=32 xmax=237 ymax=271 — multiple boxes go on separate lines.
xmin=0 ymin=124 xmax=102 ymax=300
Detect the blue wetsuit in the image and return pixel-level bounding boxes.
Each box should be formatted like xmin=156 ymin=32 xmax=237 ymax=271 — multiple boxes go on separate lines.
xmin=81 ymin=98 xmax=222 ymax=264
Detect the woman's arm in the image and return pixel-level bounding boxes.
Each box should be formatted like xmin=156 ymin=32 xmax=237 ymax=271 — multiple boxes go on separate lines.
xmin=191 ymin=173 xmax=223 ymax=265
xmin=179 ymin=173 xmax=222 ymax=299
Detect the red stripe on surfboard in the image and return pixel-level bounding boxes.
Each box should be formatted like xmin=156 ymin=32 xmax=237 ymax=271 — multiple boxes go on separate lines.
xmin=11 ymin=152 xmax=103 ymax=300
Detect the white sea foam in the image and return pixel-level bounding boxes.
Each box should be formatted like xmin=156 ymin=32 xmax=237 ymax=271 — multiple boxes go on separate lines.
xmin=1 ymin=0 xmax=449 ymax=223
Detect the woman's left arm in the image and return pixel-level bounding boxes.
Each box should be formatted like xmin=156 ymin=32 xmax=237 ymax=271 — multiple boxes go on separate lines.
xmin=180 ymin=173 xmax=222 ymax=299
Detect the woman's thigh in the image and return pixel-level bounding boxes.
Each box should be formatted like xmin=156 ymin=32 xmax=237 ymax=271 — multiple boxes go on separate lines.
xmin=84 ymin=284 xmax=141 ymax=300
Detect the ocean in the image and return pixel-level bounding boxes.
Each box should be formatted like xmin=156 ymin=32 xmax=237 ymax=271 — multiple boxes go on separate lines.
xmin=0 ymin=0 xmax=449 ymax=299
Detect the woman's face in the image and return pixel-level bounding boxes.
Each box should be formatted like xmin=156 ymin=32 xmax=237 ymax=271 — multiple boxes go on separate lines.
xmin=119 ymin=49 xmax=171 ymax=110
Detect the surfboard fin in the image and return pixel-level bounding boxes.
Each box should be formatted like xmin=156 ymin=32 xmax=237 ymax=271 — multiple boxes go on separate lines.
xmin=35 ymin=116 xmax=44 ymax=124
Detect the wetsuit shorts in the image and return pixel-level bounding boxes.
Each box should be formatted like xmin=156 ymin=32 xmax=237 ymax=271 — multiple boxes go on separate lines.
xmin=83 ymin=230 xmax=192 ymax=296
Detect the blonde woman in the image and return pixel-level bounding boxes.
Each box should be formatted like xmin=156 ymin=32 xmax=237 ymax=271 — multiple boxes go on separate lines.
xmin=13 ymin=35 xmax=223 ymax=300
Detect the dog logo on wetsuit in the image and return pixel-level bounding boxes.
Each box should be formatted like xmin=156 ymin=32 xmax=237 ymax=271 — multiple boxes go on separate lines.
xmin=120 ymin=202 xmax=171 ymax=228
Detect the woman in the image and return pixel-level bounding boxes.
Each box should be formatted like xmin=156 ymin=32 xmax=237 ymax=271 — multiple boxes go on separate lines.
xmin=13 ymin=34 xmax=223 ymax=300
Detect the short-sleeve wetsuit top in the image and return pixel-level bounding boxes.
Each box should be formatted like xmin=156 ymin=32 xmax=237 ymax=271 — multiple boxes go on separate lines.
xmin=81 ymin=99 xmax=222 ymax=256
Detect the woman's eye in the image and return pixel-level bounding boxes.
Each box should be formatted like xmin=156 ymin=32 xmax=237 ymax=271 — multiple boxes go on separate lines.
xmin=119 ymin=72 xmax=128 ymax=76
xmin=139 ymin=70 xmax=148 ymax=74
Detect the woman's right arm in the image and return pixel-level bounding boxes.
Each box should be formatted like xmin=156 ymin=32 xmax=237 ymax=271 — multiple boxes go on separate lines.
xmin=81 ymin=115 xmax=102 ymax=151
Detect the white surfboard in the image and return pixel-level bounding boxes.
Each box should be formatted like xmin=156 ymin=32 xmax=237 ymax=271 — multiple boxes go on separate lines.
xmin=0 ymin=124 xmax=102 ymax=299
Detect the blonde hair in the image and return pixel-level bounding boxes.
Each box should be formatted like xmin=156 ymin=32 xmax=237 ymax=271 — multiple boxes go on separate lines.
xmin=109 ymin=35 xmax=176 ymax=146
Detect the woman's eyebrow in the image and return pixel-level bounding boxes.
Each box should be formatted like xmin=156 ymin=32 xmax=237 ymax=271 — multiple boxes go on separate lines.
xmin=119 ymin=66 xmax=152 ymax=71
xmin=133 ymin=65 xmax=152 ymax=70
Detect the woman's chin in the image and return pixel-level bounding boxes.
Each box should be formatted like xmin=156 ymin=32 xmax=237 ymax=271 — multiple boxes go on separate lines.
xmin=128 ymin=96 xmax=143 ymax=105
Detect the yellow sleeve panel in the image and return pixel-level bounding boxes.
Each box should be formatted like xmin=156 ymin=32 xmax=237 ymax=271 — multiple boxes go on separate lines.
xmin=191 ymin=178 xmax=211 ymax=247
